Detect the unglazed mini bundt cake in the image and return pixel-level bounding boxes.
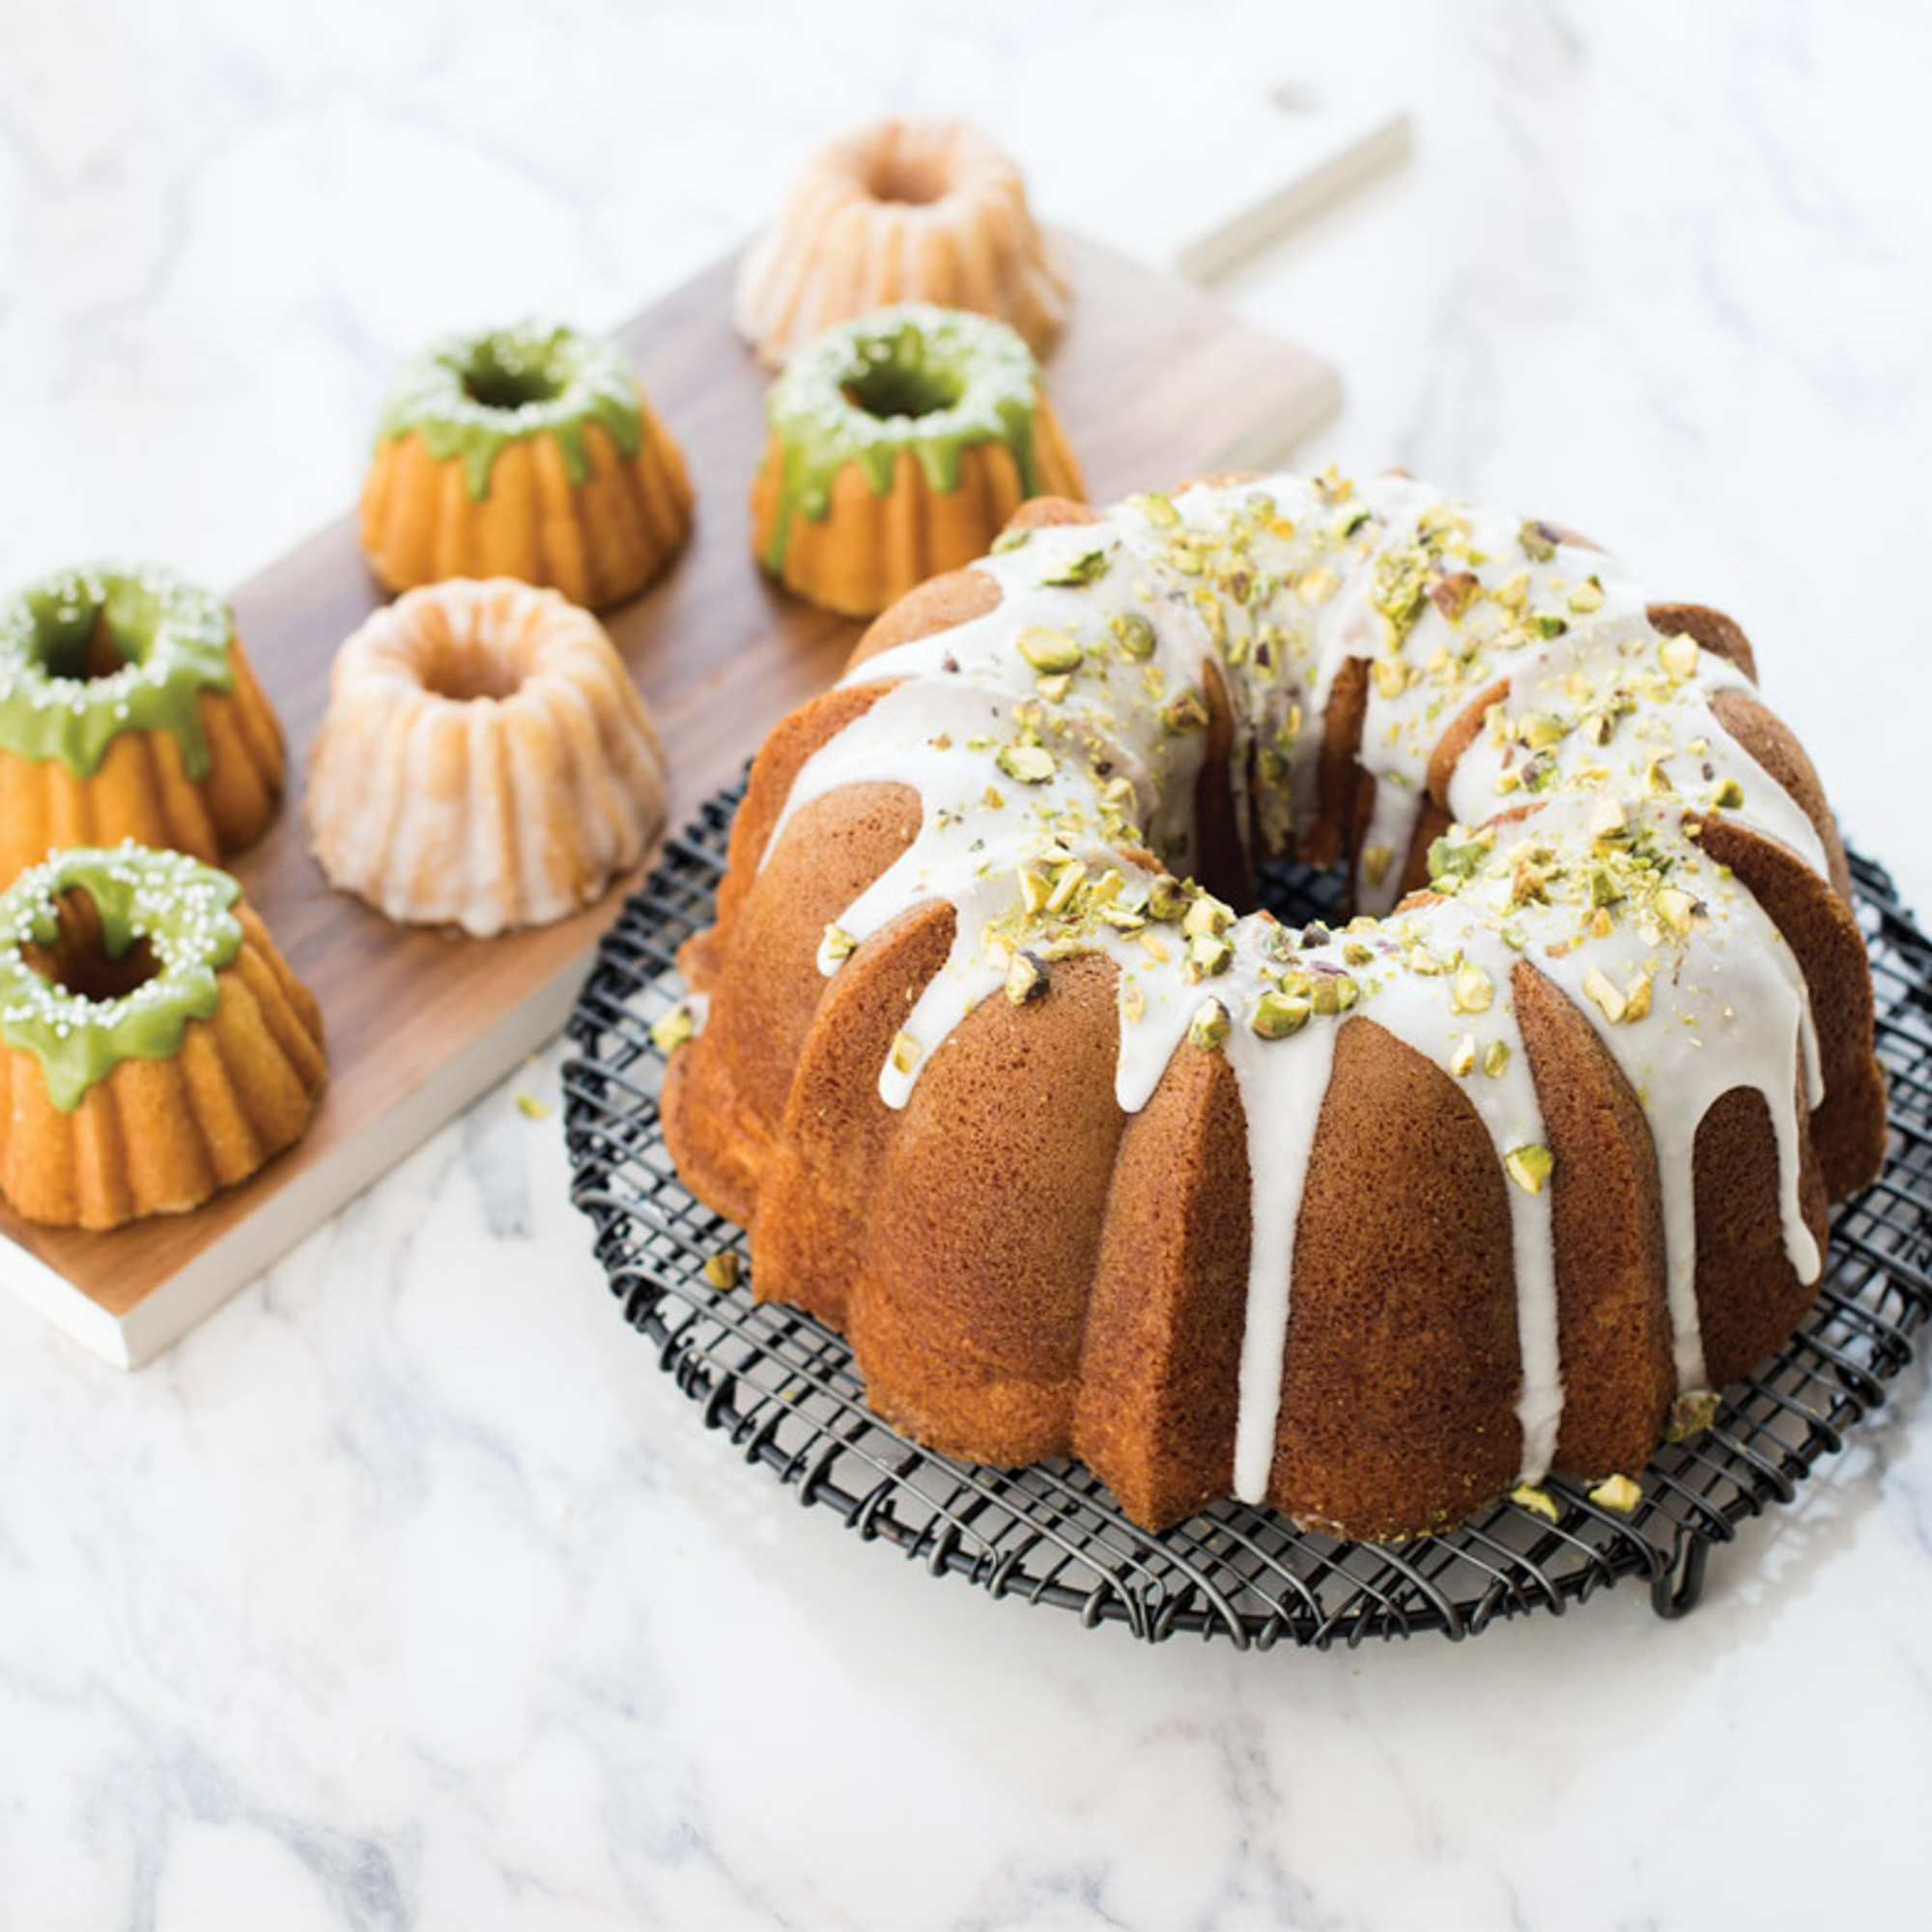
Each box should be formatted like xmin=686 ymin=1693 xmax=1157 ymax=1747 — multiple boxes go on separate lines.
xmin=0 ymin=845 xmax=326 ymax=1231
xmin=360 ymin=321 xmax=694 ymax=611
xmin=0 ymin=563 xmax=285 ymax=888
xmin=751 ymin=305 xmax=1084 ymax=618
xmin=659 ymin=468 xmax=1889 ymax=1542
xmin=307 ymin=579 xmax=668 ymax=938
xmin=734 ymin=117 xmax=1073 ymax=371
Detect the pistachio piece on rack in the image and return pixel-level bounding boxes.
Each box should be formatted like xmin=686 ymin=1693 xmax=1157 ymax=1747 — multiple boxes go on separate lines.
xmin=701 ymin=1251 xmax=743 ymax=1292
xmin=1587 ymin=1473 xmax=1641 ymax=1514
xmin=650 ymin=1002 xmax=696 ymax=1055
xmin=1510 ymin=1481 xmax=1560 ymax=1522
xmin=1665 ymin=1389 xmax=1721 ymax=1442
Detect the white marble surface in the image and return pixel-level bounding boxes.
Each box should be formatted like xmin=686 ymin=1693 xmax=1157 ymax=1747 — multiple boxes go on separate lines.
xmin=3 ymin=2 xmax=1932 ymax=1926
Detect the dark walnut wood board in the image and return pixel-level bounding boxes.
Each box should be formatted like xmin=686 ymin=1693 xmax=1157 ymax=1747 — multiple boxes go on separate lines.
xmin=0 ymin=232 xmax=1341 ymax=1368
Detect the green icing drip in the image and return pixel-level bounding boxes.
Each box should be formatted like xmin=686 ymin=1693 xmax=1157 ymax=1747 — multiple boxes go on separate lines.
xmin=0 ymin=846 xmax=244 ymax=1112
xmin=377 ymin=320 xmax=645 ymax=501
xmin=761 ymin=304 xmax=1046 ymax=573
xmin=0 ymin=564 xmax=237 ymax=780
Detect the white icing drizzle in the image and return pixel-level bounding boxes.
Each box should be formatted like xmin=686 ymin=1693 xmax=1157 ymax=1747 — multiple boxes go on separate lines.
xmin=754 ymin=471 xmax=1835 ymax=1504
xmin=1225 ymin=998 xmax=1336 ymax=1504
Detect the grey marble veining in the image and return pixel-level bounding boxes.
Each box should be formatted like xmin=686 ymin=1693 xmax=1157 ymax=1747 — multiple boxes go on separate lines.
xmin=3 ymin=2 xmax=1931 ymax=1927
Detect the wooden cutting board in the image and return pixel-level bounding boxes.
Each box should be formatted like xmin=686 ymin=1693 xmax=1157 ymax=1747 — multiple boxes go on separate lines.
xmin=0 ymin=232 xmax=1341 ymax=1367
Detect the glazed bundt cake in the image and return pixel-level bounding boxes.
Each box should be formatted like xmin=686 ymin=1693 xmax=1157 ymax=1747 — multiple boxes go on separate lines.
xmin=360 ymin=321 xmax=694 ymax=610
xmin=734 ymin=117 xmax=1073 ymax=371
xmin=0 ymin=563 xmax=285 ymax=888
xmin=306 ymin=579 xmax=668 ymax=938
xmin=0 ymin=845 xmax=326 ymax=1231
xmin=752 ymin=305 xmax=1085 ymax=618
xmin=659 ymin=468 xmax=1888 ymax=1541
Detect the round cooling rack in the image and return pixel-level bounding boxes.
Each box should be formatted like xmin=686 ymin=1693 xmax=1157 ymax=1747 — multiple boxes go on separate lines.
xmin=562 ymin=781 xmax=1932 ymax=1649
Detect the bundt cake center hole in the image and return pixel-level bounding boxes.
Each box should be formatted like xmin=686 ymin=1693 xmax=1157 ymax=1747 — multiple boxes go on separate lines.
xmin=460 ymin=351 xmax=566 ymax=412
xmin=844 ymin=359 xmax=964 ymax=422
xmin=31 ymin=610 xmax=142 ymax=683
xmin=865 ymin=150 xmax=949 ymax=206
xmin=419 ymin=638 xmax=526 ymax=703
xmin=21 ymin=891 xmax=162 ymax=1003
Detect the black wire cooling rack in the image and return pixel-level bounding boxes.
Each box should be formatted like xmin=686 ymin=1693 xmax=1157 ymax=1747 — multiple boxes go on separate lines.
xmin=563 ymin=781 xmax=1932 ymax=1648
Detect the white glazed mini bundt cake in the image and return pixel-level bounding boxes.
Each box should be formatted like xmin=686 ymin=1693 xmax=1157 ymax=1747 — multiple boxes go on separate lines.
xmin=658 ymin=468 xmax=1888 ymax=1542
xmin=306 ymin=580 xmax=668 ymax=937
xmin=734 ymin=117 xmax=1074 ymax=371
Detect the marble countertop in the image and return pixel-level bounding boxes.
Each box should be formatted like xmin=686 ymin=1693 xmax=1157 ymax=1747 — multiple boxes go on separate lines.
xmin=4 ymin=2 xmax=1931 ymax=1926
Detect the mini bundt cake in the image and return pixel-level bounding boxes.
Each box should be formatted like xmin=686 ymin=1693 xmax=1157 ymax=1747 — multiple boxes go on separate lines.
xmin=360 ymin=321 xmax=694 ymax=611
xmin=0 ymin=563 xmax=285 ymax=888
xmin=751 ymin=304 xmax=1085 ymax=619
xmin=734 ymin=117 xmax=1073 ymax=371
xmin=0 ymin=845 xmax=326 ymax=1231
xmin=659 ymin=468 xmax=1889 ymax=1542
xmin=307 ymin=579 xmax=669 ymax=938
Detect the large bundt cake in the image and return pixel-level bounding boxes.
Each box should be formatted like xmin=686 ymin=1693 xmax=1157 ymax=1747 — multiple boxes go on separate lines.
xmin=0 ymin=845 xmax=326 ymax=1230
xmin=752 ymin=305 xmax=1085 ymax=618
xmin=734 ymin=117 xmax=1074 ymax=370
xmin=0 ymin=563 xmax=285 ymax=888
xmin=306 ymin=579 xmax=669 ymax=938
xmin=658 ymin=468 xmax=1889 ymax=1541
xmin=360 ymin=321 xmax=694 ymax=611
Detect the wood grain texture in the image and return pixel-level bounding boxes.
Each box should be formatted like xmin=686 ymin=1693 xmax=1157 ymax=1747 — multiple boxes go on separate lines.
xmin=0 ymin=232 xmax=1341 ymax=1350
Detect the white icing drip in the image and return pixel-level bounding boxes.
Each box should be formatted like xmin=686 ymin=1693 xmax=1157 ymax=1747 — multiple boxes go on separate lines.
xmin=1226 ymin=1002 xmax=1337 ymax=1505
xmin=748 ymin=469 xmax=1842 ymax=1497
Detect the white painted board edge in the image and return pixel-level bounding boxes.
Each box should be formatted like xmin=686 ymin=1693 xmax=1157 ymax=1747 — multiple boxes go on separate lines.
xmin=1079 ymin=79 xmax=1412 ymax=285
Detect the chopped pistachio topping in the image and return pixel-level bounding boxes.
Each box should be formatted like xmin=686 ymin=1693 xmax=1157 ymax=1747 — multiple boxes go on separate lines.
xmin=823 ymin=923 xmax=857 ymax=962
xmin=1659 ymin=633 xmax=1700 ymax=680
xmin=1006 ymin=950 xmax=1048 ymax=1006
xmin=1189 ymin=997 xmax=1231 ymax=1050
xmin=1039 ymin=547 xmax=1109 ymax=588
xmin=1482 ymin=1037 xmax=1512 ymax=1078
xmin=996 ymin=743 xmax=1056 ymax=785
xmin=1159 ymin=688 xmax=1208 ymax=735
xmin=1110 ymin=612 xmax=1157 ymax=660
xmin=1504 ymin=1143 xmax=1554 ymax=1194
xmin=701 ymin=1251 xmax=743 ymax=1293
xmin=1016 ymin=625 xmax=1082 ymax=673
xmin=1251 ymin=988 xmax=1313 ymax=1038
xmin=1450 ymin=961 xmax=1494 ymax=1014
xmin=889 ymin=1031 xmax=922 ymax=1075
